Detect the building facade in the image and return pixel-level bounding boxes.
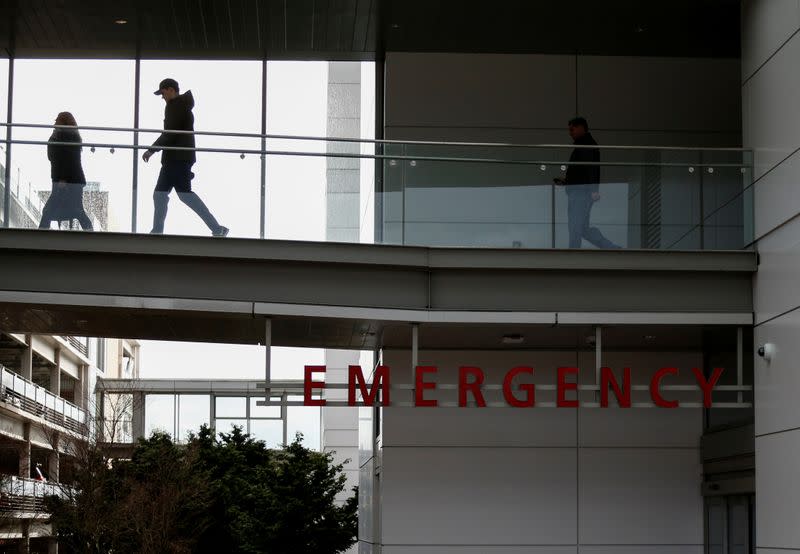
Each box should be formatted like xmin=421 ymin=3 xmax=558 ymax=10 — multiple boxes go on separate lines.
xmin=0 ymin=1 xmax=796 ymax=554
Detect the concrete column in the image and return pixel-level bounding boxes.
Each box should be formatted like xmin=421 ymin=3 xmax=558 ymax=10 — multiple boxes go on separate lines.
xmin=18 ymin=521 xmax=30 ymax=554
xmin=131 ymin=391 xmax=145 ymax=440
xmin=326 ymin=62 xmax=362 ymax=243
xmin=75 ymin=364 xmax=88 ymax=409
xmin=48 ymin=432 xmax=60 ymax=483
xmin=20 ymin=334 xmax=33 ymax=380
xmin=744 ymin=2 xmax=800 ymax=550
xmin=132 ymin=343 xmax=141 ymax=377
xmin=50 ymin=348 xmax=61 ymax=396
xmin=321 ymin=350 xmax=360 ymax=505
xmin=19 ymin=423 xmax=30 ymax=479
xmin=323 ymin=64 xmax=363 ymax=554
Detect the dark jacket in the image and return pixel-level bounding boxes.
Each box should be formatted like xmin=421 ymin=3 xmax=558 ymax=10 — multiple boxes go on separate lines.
xmin=565 ymin=132 xmax=600 ymax=194
xmin=47 ymin=128 xmax=86 ymax=185
xmin=150 ymin=90 xmax=196 ymax=164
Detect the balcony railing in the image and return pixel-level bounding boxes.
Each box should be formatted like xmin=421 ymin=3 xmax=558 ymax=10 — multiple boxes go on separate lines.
xmin=0 ymin=122 xmax=754 ymax=251
xmin=0 ymin=364 xmax=87 ymax=434
xmin=61 ymin=335 xmax=89 ymax=358
xmin=0 ymin=475 xmax=71 ymax=514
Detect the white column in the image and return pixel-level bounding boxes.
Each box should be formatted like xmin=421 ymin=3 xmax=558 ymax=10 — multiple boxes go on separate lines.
xmin=321 ymin=350 xmax=359 ymax=509
xmin=50 ymin=348 xmax=61 ymax=396
xmin=743 ymin=2 xmax=800 ymax=551
xmin=322 ymin=63 xmax=362 ymax=554
xmin=131 ymin=391 xmax=145 ymax=440
xmin=20 ymin=334 xmax=33 ymax=381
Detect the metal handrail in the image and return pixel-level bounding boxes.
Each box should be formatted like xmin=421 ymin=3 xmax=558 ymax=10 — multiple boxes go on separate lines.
xmin=0 ymin=138 xmax=752 ymax=168
xmin=0 ymin=121 xmax=754 ymax=152
xmin=0 ymin=364 xmax=87 ymax=431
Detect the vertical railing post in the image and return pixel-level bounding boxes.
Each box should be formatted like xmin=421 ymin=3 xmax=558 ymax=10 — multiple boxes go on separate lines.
xmin=699 ymin=151 xmax=705 ymax=249
xmin=411 ymin=323 xmax=419 ymax=404
xmin=551 ymin=178 xmax=556 ymax=248
xmin=260 ymin=58 xmax=267 ymax=239
xmin=594 ymin=326 xmax=602 ymax=403
xmin=131 ymin=57 xmax=141 ymax=233
xmin=737 ymin=326 xmax=743 ymax=404
xmin=3 ymin=55 xmax=14 ymax=227
xmin=374 ymin=58 xmax=385 ymax=244
xmin=264 ymin=318 xmax=272 ymax=397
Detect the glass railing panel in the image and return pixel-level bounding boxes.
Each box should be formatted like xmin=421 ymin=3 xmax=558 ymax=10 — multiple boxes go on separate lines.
xmin=398 ymin=143 xmax=558 ymax=248
xmin=385 ymin=143 xmax=752 ymax=251
xmin=6 ymin=124 xmax=134 ymax=232
xmin=0 ymin=125 xmax=754 ymax=251
xmin=699 ymin=151 xmax=754 ymax=250
xmin=136 ymin=132 xmax=262 ymax=239
xmin=265 ymin=137 xmax=329 ymax=242
xmin=2 ymin=367 xmax=13 ymax=388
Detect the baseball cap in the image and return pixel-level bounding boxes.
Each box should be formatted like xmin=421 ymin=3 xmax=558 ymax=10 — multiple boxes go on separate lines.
xmin=154 ymin=78 xmax=179 ymax=95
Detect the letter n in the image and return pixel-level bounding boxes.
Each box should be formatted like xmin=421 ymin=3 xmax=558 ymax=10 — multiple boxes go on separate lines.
xmin=601 ymin=367 xmax=631 ymax=408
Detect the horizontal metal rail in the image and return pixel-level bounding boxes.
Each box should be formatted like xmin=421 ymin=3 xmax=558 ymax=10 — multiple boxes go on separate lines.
xmin=0 ymin=121 xmax=754 ymax=152
xmin=0 ymin=138 xmax=751 ymax=168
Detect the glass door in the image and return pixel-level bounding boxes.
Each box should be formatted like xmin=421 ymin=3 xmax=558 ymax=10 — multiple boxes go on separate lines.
xmin=706 ymin=495 xmax=755 ymax=554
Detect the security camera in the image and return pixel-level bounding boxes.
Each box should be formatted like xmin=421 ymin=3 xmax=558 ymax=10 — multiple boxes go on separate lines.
xmin=757 ymin=343 xmax=775 ymax=362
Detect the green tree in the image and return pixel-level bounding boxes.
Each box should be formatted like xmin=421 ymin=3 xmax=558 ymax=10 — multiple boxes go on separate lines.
xmin=226 ymin=435 xmax=357 ymax=554
xmin=47 ymin=427 xmax=357 ymax=554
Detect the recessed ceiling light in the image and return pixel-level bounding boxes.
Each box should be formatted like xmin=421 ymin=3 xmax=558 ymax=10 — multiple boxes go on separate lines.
xmin=115 ymin=19 xmax=128 ymax=25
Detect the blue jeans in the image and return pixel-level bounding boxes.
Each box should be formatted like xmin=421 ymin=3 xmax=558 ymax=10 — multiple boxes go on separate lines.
xmin=151 ymin=161 xmax=222 ymax=234
xmin=567 ymin=190 xmax=618 ymax=249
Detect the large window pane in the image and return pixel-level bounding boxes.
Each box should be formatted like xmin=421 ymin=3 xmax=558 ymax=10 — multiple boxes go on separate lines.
xmin=215 ymin=396 xmax=246 ymax=418
xmin=249 ymin=396 xmax=280 ymax=418
xmin=137 ymin=61 xmax=261 ymax=238
xmin=287 ymin=395 xmax=320 ymax=451
xmin=249 ymin=419 xmax=283 ymax=448
xmin=10 ymin=60 xmax=134 ymax=231
xmin=145 ymin=394 xmax=175 ymax=438
xmin=215 ymin=418 xmax=248 ymax=435
xmin=265 ymin=61 xmax=375 ymax=244
xmin=178 ymin=394 xmax=210 ymax=442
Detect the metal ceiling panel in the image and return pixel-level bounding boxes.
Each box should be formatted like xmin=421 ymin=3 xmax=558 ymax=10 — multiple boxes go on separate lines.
xmin=0 ymin=0 xmax=738 ymax=60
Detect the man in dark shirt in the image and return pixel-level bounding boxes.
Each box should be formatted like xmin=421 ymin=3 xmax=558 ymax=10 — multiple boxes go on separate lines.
xmin=143 ymin=78 xmax=228 ymax=236
xmin=554 ymin=117 xmax=618 ymax=249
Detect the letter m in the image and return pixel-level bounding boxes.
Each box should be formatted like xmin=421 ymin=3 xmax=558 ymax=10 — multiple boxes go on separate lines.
xmin=348 ymin=365 xmax=391 ymax=407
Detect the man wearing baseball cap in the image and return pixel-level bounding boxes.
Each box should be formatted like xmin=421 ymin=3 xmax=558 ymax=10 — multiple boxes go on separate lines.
xmin=143 ymin=78 xmax=228 ymax=236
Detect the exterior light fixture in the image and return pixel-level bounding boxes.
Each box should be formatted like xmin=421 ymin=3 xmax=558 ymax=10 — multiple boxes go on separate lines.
xmin=501 ymin=334 xmax=524 ymax=345
xmin=115 ymin=19 xmax=128 ymax=25
xmin=644 ymin=335 xmax=656 ymax=341
xmin=757 ymin=343 xmax=775 ymax=363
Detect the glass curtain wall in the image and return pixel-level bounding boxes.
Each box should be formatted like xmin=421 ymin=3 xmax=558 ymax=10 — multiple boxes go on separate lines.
xmin=137 ymin=60 xmax=262 ymax=238
xmin=265 ymin=61 xmax=328 ymax=242
xmin=10 ymin=60 xmax=134 ymax=231
xmin=265 ymin=61 xmax=375 ymax=243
